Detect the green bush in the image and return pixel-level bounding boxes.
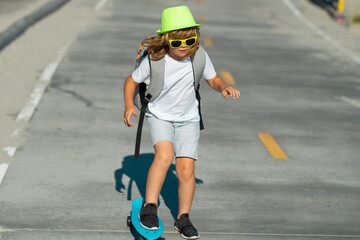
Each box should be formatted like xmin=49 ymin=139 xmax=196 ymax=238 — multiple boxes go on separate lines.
xmin=353 ymin=14 xmax=360 ymax=23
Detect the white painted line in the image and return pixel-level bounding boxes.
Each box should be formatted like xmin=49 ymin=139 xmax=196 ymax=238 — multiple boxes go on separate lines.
xmin=55 ymin=40 xmax=73 ymax=63
xmin=282 ymin=0 xmax=360 ymax=65
xmin=0 ymin=163 xmax=10 ymax=184
xmin=39 ymin=63 xmax=57 ymax=81
xmin=339 ymin=96 xmax=360 ymax=109
xmin=11 ymin=129 xmax=21 ymax=138
xmin=282 ymin=0 xmax=302 ymax=17
xmin=302 ymin=19 xmax=341 ymax=49
xmin=3 ymin=147 xmax=16 ymax=158
xmin=15 ymin=79 xmax=48 ymax=122
xmin=95 ymin=0 xmax=109 ymax=11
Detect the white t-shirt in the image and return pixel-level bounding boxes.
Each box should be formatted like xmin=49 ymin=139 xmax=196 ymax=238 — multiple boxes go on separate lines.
xmin=132 ymin=51 xmax=216 ymax=122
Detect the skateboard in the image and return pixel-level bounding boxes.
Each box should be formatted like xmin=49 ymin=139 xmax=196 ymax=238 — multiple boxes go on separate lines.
xmin=127 ymin=198 xmax=164 ymax=240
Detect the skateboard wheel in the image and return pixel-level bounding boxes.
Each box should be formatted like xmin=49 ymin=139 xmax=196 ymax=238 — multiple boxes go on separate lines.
xmin=127 ymin=216 xmax=132 ymax=227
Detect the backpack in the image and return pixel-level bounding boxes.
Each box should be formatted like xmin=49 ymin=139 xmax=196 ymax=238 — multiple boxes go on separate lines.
xmin=133 ymin=44 xmax=206 ymax=159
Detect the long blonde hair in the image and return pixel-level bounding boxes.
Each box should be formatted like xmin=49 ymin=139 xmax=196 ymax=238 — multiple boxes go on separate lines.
xmin=141 ymin=27 xmax=200 ymax=60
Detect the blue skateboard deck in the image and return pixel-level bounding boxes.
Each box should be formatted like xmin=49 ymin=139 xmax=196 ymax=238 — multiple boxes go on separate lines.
xmin=128 ymin=198 xmax=164 ymax=240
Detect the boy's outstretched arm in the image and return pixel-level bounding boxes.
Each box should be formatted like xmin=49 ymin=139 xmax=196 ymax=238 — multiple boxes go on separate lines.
xmin=123 ymin=75 xmax=139 ymax=127
xmin=206 ymin=74 xmax=240 ymax=99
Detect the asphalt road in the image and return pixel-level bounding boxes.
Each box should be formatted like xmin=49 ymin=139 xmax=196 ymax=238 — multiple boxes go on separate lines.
xmin=1 ymin=0 xmax=360 ymax=239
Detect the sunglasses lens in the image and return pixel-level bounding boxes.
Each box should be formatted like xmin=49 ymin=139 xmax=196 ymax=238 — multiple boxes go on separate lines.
xmin=186 ymin=38 xmax=196 ymax=46
xmin=170 ymin=41 xmax=182 ymax=48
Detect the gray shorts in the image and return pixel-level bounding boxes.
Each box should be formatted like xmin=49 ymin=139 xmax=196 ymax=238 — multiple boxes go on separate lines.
xmin=146 ymin=116 xmax=200 ymax=160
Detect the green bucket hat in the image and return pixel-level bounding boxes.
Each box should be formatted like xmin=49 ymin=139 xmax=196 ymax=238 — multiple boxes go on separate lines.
xmin=156 ymin=5 xmax=203 ymax=34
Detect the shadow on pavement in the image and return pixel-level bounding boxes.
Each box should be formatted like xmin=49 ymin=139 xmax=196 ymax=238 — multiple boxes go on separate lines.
xmin=308 ymin=0 xmax=338 ymax=17
xmin=114 ymin=153 xmax=204 ymax=221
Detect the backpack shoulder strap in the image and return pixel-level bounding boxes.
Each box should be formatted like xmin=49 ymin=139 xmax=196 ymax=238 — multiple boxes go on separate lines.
xmin=134 ymin=56 xmax=164 ymax=159
xmin=191 ymin=45 xmax=206 ymax=90
xmin=145 ymin=57 xmax=165 ymax=103
xmin=191 ymin=45 xmax=206 ymax=130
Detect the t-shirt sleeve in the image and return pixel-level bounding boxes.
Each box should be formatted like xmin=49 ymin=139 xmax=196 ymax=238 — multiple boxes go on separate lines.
xmin=202 ymin=51 xmax=217 ymax=81
xmin=132 ymin=56 xmax=150 ymax=84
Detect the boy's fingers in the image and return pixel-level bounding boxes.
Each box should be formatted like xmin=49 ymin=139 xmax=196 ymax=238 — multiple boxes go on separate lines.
xmin=123 ymin=112 xmax=135 ymax=127
xmin=126 ymin=118 xmax=134 ymax=127
xmin=123 ymin=118 xmax=130 ymax=127
xmin=222 ymin=90 xmax=228 ymax=99
xmin=231 ymin=90 xmax=236 ymax=98
xmin=133 ymin=111 xmax=138 ymax=117
xmin=123 ymin=107 xmax=138 ymax=127
xmin=228 ymin=88 xmax=235 ymax=99
xmin=224 ymin=87 xmax=241 ymax=99
xmin=222 ymin=87 xmax=241 ymax=99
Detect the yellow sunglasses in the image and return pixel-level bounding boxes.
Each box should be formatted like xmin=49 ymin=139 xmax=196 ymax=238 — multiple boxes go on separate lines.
xmin=169 ymin=35 xmax=197 ymax=48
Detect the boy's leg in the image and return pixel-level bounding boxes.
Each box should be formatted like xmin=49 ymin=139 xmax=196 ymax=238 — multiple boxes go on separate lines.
xmin=175 ymin=157 xmax=200 ymax=239
xmin=173 ymin=121 xmax=200 ymax=218
xmin=176 ymin=157 xmax=196 ymax=218
xmin=145 ymin=140 xmax=174 ymax=205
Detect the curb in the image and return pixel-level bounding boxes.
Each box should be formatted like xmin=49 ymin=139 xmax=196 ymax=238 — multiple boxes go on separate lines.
xmin=0 ymin=0 xmax=70 ymax=52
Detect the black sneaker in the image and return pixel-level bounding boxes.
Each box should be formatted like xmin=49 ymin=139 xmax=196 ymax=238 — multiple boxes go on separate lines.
xmin=175 ymin=213 xmax=200 ymax=239
xmin=139 ymin=202 xmax=159 ymax=230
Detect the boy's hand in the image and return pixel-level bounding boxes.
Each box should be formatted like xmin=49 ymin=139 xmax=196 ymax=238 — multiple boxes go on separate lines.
xmin=124 ymin=106 xmax=138 ymax=127
xmin=221 ymin=87 xmax=241 ymax=100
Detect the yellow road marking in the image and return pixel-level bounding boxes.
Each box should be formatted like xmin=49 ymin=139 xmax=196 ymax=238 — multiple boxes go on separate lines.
xmin=258 ymin=133 xmax=289 ymax=160
xmin=338 ymin=0 xmax=344 ymax=12
xmin=220 ymin=71 xmax=236 ymax=85
xmin=203 ymin=38 xmax=213 ymax=47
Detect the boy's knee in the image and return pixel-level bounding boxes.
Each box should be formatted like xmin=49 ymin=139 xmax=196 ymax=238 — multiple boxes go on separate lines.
xmin=154 ymin=151 xmax=173 ymax=169
xmin=176 ymin=160 xmax=195 ymax=180
xmin=178 ymin=166 xmax=194 ymax=177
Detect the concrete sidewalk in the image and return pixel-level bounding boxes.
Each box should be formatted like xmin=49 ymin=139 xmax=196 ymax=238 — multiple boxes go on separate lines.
xmin=0 ymin=0 xmax=69 ymax=52
xmin=0 ymin=0 xmax=49 ymax=32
